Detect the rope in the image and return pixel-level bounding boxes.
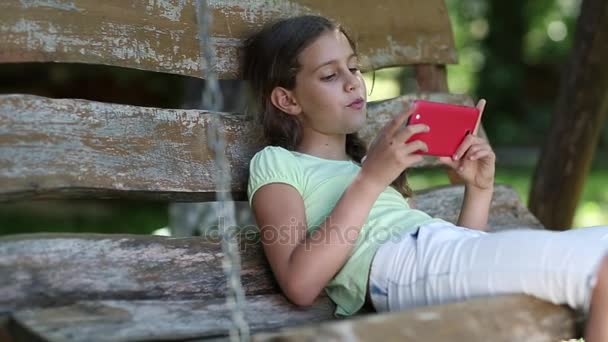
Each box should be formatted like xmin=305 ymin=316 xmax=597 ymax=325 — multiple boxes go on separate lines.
xmin=195 ymin=1 xmax=250 ymax=340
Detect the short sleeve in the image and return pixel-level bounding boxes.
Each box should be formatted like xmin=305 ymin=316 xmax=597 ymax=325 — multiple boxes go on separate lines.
xmin=247 ymin=146 xmax=305 ymax=207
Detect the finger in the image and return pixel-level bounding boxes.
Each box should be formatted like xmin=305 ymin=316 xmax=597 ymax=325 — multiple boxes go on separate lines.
xmin=464 ymin=144 xmax=492 ymax=159
xmin=468 ymin=150 xmax=492 ymax=161
xmin=386 ymin=102 xmax=416 ymax=135
xmin=403 ymin=139 xmax=428 ymax=154
xmin=470 ymin=149 xmax=495 ymax=161
xmin=404 ymin=154 xmax=425 ymax=167
xmin=453 ymin=134 xmax=476 ymax=160
xmin=463 ymin=143 xmax=488 ymax=158
xmin=395 ymin=123 xmax=430 ymax=143
xmin=473 ymin=99 xmax=486 ymax=136
xmin=462 ymin=147 xmax=480 ymax=160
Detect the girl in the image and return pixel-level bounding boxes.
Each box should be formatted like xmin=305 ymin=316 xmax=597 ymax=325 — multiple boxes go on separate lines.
xmin=242 ymin=15 xmax=608 ymax=341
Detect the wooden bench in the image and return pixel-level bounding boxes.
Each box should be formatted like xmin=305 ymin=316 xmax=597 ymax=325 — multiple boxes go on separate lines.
xmin=0 ymin=0 xmax=579 ymax=340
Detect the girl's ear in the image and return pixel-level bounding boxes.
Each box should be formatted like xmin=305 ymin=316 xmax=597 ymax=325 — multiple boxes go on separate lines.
xmin=270 ymin=87 xmax=302 ymax=116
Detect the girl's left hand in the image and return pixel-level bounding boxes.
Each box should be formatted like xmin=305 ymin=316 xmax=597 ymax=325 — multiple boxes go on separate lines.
xmin=439 ymin=99 xmax=495 ymax=191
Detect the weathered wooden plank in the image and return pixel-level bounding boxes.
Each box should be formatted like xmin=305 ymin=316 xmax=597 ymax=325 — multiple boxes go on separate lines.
xmin=7 ymin=295 xmax=578 ymax=342
xmin=0 ymin=94 xmax=257 ymax=202
xmin=415 ymin=184 xmax=544 ymax=230
xmin=0 ymin=184 xmax=541 ymax=314
xmin=0 ymin=93 xmax=474 ymax=202
xmin=8 ymin=295 xmax=335 ymax=342
xmin=253 ymin=295 xmax=577 ymax=342
xmin=0 ymin=0 xmax=457 ymax=79
xmin=0 ymin=232 xmax=272 ymax=315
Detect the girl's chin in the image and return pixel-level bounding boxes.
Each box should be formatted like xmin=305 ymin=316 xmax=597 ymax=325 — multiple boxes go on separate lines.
xmin=346 ymin=122 xmax=367 ymax=134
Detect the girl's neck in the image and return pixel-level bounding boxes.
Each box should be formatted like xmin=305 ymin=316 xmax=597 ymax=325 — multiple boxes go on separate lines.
xmin=296 ymin=131 xmax=350 ymax=161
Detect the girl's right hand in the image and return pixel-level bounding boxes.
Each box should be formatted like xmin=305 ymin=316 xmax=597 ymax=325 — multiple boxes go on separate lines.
xmin=359 ymin=105 xmax=429 ymax=191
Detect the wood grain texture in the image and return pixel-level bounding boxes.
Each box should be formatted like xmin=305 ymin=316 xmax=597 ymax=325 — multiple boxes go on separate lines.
xmin=0 ymin=185 xmax=541 ymax=315
xmin=0 ymin=93 xmax=474 ymax=202
xmin=9 ymin=296 xmax=336 ymax=341
xmin=0 ymin=0 xmax=457 ymax=79
xmin=0 ymin=232 xmax=272 ymax=314
xmin=253 ymin=295 xmax=576 ymax=342
xmin=415 ymin=184 xmax=544 ymax=230
xmin=7 ymin=295 xmax=577 ymax=342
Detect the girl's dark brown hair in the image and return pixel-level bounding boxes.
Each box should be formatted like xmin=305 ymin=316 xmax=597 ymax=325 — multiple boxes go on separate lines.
xmin=242 ymin=15 xmax=412 ymax=198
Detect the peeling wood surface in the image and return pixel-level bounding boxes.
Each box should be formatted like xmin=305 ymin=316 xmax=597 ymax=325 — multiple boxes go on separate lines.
xmin=9 ymin=296 xmax=336 ymax=341
xmin=0 ymin=94 xmax=259 ymax=202
xmin=0 ymin=0 xmax=457 ymax=79
xmin=0 ymin=93 xmax=475 ymax=202
xmin=7 ymin=296 xmax=577 ymax=342
xmin=0 ymin=232 xmax=274 ymax=314
xmin=7 ymin=296 xmax=576 ymax=342
xmin=415 ymin=184 xmax=544 ymax=230
xmin=0 ymin=184 xmax=541 ymax=315
xmin=253 ymin=295 xmax=576 ymax=342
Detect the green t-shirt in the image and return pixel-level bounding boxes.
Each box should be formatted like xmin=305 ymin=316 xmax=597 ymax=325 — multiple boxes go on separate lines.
xmin=247 ymin=146 xmax=443 ymax=316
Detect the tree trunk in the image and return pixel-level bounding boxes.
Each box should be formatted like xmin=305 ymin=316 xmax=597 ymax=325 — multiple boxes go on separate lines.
xmin=529 ymin=0 xmax=608 ymax=229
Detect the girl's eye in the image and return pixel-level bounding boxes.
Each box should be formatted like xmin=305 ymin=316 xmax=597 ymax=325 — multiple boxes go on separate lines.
xmin=320 ymin=67 xmax=359 ymax=81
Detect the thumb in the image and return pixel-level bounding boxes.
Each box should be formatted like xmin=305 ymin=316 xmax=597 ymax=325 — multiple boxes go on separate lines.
xmin=473 ymin=99 xmax=486 ymax=136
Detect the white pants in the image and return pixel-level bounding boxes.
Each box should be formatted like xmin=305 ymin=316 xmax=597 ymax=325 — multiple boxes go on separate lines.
xmin=369 ymin=221 xmax=608 ymax=314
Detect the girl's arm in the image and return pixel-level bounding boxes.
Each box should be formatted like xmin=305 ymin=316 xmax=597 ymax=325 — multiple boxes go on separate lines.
xmin=439 ymin=99 xmax=495 ymax=231
xmin=441 ymin=135 xmax=495 ymax=231
xmin=252 ymin=173 xmax=383 ymax=307
xmin=457 ymin=185 xmax=493 ymax=230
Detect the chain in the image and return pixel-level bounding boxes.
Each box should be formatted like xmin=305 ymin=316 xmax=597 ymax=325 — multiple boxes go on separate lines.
xmin=195 ymin=1 xmax=250 ymax=341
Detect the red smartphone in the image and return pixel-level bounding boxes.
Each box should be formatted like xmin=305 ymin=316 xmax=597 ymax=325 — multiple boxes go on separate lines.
xmin=405 ymin=100 xmax=481 ymax=157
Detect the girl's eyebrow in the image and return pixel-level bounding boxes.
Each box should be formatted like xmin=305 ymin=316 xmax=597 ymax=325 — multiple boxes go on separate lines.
xmin=312 ymin=53 xmax=358 ymax=72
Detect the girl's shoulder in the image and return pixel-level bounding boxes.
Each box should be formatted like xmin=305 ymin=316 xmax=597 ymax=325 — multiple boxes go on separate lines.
xmin=247 ymin=145 xmax=305 ymax=204
xmin=252 ymin=145 xmax=298 ymax=162
xmin=250 ymin=145 xmax=301 ymax=171
xmin=255 ymin=145 xmax=292 ymax=155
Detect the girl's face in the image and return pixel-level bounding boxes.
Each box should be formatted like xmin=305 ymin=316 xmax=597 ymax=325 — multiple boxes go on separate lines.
xmin=291 ymin=29 xmax=367 ymax=136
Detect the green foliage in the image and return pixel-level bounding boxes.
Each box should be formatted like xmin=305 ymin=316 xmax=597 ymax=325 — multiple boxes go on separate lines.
xmin=0 ymin=200 xmax=167 ymax=235
xmin=443 ymin=0 xmax=598 ymax=147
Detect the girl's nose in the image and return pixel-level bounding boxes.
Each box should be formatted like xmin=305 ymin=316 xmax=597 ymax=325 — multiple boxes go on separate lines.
xmin=344 ymin=73 xmax=359 ymax=92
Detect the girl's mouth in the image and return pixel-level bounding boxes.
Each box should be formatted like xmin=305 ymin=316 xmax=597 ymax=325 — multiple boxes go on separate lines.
xmin=347 ymin=98 xmax=365 ymax=110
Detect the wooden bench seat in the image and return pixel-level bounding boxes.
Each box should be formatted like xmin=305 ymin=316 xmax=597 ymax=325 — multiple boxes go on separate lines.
xmin=1 ymin=183 xmax=576 ymax=341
